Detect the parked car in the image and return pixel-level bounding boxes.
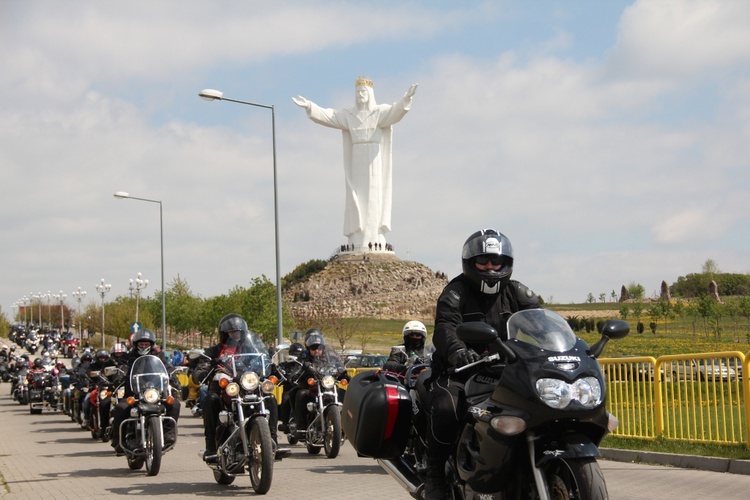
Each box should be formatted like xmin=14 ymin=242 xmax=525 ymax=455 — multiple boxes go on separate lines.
xmin=671 ymin=358 xmax=737 ymax=382
xmin=345 ymin=354 xmax=387 ymax=370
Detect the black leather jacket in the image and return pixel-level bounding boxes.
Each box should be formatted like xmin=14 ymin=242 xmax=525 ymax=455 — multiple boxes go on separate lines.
xmin=431 ymin=274 xmax=541 ymax=375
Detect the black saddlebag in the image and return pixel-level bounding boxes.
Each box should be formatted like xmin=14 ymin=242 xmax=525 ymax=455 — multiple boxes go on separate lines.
xmin=342 ymin=370 xmax=412 ymax=459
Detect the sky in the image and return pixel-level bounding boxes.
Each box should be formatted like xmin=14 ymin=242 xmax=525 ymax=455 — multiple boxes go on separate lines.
xmin=2 ymin=0 xmax=749 ymax=322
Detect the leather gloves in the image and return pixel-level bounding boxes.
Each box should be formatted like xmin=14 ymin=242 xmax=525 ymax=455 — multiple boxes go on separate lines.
xmin=448 ymin=348 xmax=480 ymax=368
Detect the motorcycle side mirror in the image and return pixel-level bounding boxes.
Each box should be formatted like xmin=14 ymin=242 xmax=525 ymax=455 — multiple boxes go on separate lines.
xmin=456 ymin=322 xmax=517 ymax=363
xmin=103 ymin=366 xmax=119 ymax=377
xmin=589 ymin=319 xmax=630 ymax=358
xmin=287 ymin=355 xmax=298 ymax=362
xmin=89 ymin=370 xmax=100 ymax=378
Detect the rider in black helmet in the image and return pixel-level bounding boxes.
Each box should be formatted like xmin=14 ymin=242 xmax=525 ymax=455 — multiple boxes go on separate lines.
xmin=193 ymin=313 xmax=287 ymax=461
xmin=423 ymin=229 xmax=541 ymax=500
xmin=110 ymin=328 xmax=180 ymax=454
xmin=277 ymin=342 xmax=305 ymax=433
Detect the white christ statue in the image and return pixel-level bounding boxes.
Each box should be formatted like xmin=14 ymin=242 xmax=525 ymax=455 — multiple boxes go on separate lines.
xmin=293 ymin=77 xmax=418 ymax=251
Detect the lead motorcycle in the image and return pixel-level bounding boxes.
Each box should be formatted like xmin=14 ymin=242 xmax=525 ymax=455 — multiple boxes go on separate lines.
xmin=343 ymin=308 xmax=629 ymax=500
xmin=190 ymin=342 xmax=278 ymax=494
xmin=118 ymin=354 xmax=177 ymax=476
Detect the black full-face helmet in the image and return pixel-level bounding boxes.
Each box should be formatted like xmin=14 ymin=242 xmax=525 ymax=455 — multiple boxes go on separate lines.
xmin=80 ymin=352 xmax=93 ymax=365
xmin=219 ymin=314 xmax=249 ymax=347
xmin=131 ymin=329 xmax=157 ymax=355
xmin=461 ymin=228 xmax=514 ymax=295
xmin=95 ymin=349 xmax=110 ymax=364
xmin=33 ymin=358 xmax=43 ymax=369
xmin=289 ymin=342 xmax=304 ymax=357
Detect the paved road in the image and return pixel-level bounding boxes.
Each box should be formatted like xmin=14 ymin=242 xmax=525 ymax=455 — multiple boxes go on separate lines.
xmin=3 ymin=395 xmax=750 ymax=500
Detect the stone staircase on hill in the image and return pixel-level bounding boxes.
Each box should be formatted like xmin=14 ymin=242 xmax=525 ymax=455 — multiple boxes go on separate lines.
xmin=283 ymin=252 xmax=449 ymax=321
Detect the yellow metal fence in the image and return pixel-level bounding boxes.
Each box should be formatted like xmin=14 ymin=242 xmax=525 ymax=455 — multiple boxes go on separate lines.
xmin=600 ymin=352 xmax=750 ymax=445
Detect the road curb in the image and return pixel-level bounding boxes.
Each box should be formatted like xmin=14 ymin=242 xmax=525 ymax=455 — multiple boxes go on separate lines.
xmin=600 ymin=448 xmax=750 ymax=475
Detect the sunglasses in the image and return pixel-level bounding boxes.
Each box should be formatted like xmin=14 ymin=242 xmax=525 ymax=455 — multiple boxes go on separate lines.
xmin=309 ymin=344 xmax=323 ymax=351
xmin=475 ymin=255 xmax=503 ymax=266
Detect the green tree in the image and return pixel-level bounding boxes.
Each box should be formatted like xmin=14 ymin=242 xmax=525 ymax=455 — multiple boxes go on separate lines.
xmin=598 ymin=293 xmax=606 ymax=303
xmin=586 ymin=293 xmax=595 ymax=304
xmin=164 ymin=275 xmax=201 ymax=341
xmin=627 ymin=282 xmax=645 ymax=300
xmin=702 ymin=258 xmax=721 ymax=275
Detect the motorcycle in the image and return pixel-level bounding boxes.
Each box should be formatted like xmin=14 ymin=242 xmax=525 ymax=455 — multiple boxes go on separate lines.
xmin=11 ymin=365 xmax=30 ymax=405
xmin=0 ymin=360 xmax=10 ymax=383
xmin=25 ymin=332 xmax=40 ymax=355
xmin=97 ymin=365 xmax=127 ymax=442
xmin=118 ymin=354 xmax=177 ymax=476
xmin=283 ymin=345 xmax=347 ymax=458
xmin=190 ymin=347 xmax=278 ymax=493
xmin=343 ymin=308 xmax=629 ymax=500
xmin=61 ymin=335 xmax=79 ymax=358
xmin=28 ymin=368 xmax=59 ymax=414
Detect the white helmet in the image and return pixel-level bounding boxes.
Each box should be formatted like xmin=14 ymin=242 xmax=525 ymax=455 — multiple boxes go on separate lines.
xmin=402 ymin=320 xmax=427 ymax=349
xmin=402 ymin=320 xmax=427 ymax=336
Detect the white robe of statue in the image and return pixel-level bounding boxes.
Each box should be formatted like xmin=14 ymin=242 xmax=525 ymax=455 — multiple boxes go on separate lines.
xmin=293 ymin=79 xmax=418 ymax=250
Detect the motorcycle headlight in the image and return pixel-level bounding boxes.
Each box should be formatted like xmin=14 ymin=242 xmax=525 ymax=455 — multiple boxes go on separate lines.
xmin=536 ymin=377 xmax=602 ymax=409
xmin=143 ymin=388 xmax=159 ymax=404
xmin=322 ymin=375 xmax=336 ymax=389
xmin=240 ymin=372 xmax=260 ymax=391
xmin=225 ymin=382 xmax=240 ymax=397
xmin=99 ymin=390 xmax=109 ymax=401
xmin=261 ymin=379 xmax=276 ymax=394
xmin=117 ymin=387 xmax=125 ymax=399
xmin=572 ymin=377 xmax=602 ymax=408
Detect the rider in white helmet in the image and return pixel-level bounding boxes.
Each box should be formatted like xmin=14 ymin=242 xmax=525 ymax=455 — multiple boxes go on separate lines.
xmin=383 ymin=320 xmax=434 ymax=375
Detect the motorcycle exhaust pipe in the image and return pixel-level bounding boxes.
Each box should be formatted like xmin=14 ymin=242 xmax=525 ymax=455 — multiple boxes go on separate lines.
xmin=376 ymin=458 xmax=423 ymax=499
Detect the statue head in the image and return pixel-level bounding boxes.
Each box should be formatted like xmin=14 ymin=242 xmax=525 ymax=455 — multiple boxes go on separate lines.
xmin=354 ymin=76 xmax=375 ymax=110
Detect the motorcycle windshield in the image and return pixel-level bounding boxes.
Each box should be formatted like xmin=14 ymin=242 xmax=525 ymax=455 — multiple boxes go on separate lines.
xmin=226 ymin=352 xmax=271 ymax=377
xmin=310 ymin=345 xmax=346 ymax=375
xmin=129 ymin=355 xmax=170 ymax=398
xmin=507 ymin=309 xmax=577 ymax=353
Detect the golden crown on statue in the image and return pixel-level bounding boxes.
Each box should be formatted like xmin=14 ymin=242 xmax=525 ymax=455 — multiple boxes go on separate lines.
xmin=355 ymin=76 xmax=374 ymax=87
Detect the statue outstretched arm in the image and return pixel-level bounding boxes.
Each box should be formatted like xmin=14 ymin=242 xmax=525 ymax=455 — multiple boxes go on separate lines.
xmin=404 ymin=84 xmax=418 ymax=99
xmin=292 ymin=96 xmax=311 ymax=109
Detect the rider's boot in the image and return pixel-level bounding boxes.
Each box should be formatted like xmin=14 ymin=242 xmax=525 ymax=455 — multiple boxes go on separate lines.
xmin=423 ymin=451 xmax=448 ymax=500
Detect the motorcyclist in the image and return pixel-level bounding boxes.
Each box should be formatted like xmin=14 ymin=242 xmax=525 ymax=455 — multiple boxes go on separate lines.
xmin=82 ymin=349 xmax=116 ymax=430
xmin=277 ymin=342 xmax=305 ymax=433
xmin=0 ymin=345 xmax=9 ymax=362
xmin=423 ymin=228 xmax=541 ymax=500
xmin=383 ymin=320 xmax=434 ymax=375
xmin=192 ymin=313 xmax=284 ymax=461
xmin=292 ymin=332 xmax=350 ymax=435
xmin=109 ymin=343 xmax=129 ymax=367
xmin=110 ymin=328 xmax=180 ymax=454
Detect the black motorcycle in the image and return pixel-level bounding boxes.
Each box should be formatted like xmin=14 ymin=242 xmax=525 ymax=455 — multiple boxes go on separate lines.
xmin=191 ymin=348 xmax=277 ymax=493
xmin=344 ymin=308 xmax=629 ymax=500
xmin=283 ymin=345 xmax=346 ymax=458
xmin=118 ymin=355 xmax=177 ymax=476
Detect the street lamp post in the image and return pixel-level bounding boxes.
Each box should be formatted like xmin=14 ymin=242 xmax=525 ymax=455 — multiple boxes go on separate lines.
xmin=56 ymin=291 xmax=67 ymax=331
xmin=96 ymin=279 xmax=111 ymax=349
xmin=46 ymin=290 xmax=52 ymax=329
xmin=199 ymin=88 xmax=283 ymax=346
xmin=113 ymin=192 xmax=166 ymax=351
xmin=36 ymin=293 xmax=42 ymax=327
xmin=129 ymin=272 xmax=149 ymax=323
xmin=21 ymin=296 xmax=29 ymax=329
xmin=72 ymin=287 xmax=87 ymax=341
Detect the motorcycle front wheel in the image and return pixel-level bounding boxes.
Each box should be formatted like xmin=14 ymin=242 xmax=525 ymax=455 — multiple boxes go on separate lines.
xmin=323 ymin=406 xmax=342 ymax=459
xmin=247 ymin=417 xmax=274 ymax=494
xmin=543 ymin=457 xmax=608 ymax=500
xmin=145 ymin=416 xmax=163 ymax=476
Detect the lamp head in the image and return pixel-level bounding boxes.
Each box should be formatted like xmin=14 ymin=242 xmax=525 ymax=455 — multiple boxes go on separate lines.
xmin=199 ymin=89 xmax=224 ymax=101
xmin=114 ymin=191 xmax=130 ymax=199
